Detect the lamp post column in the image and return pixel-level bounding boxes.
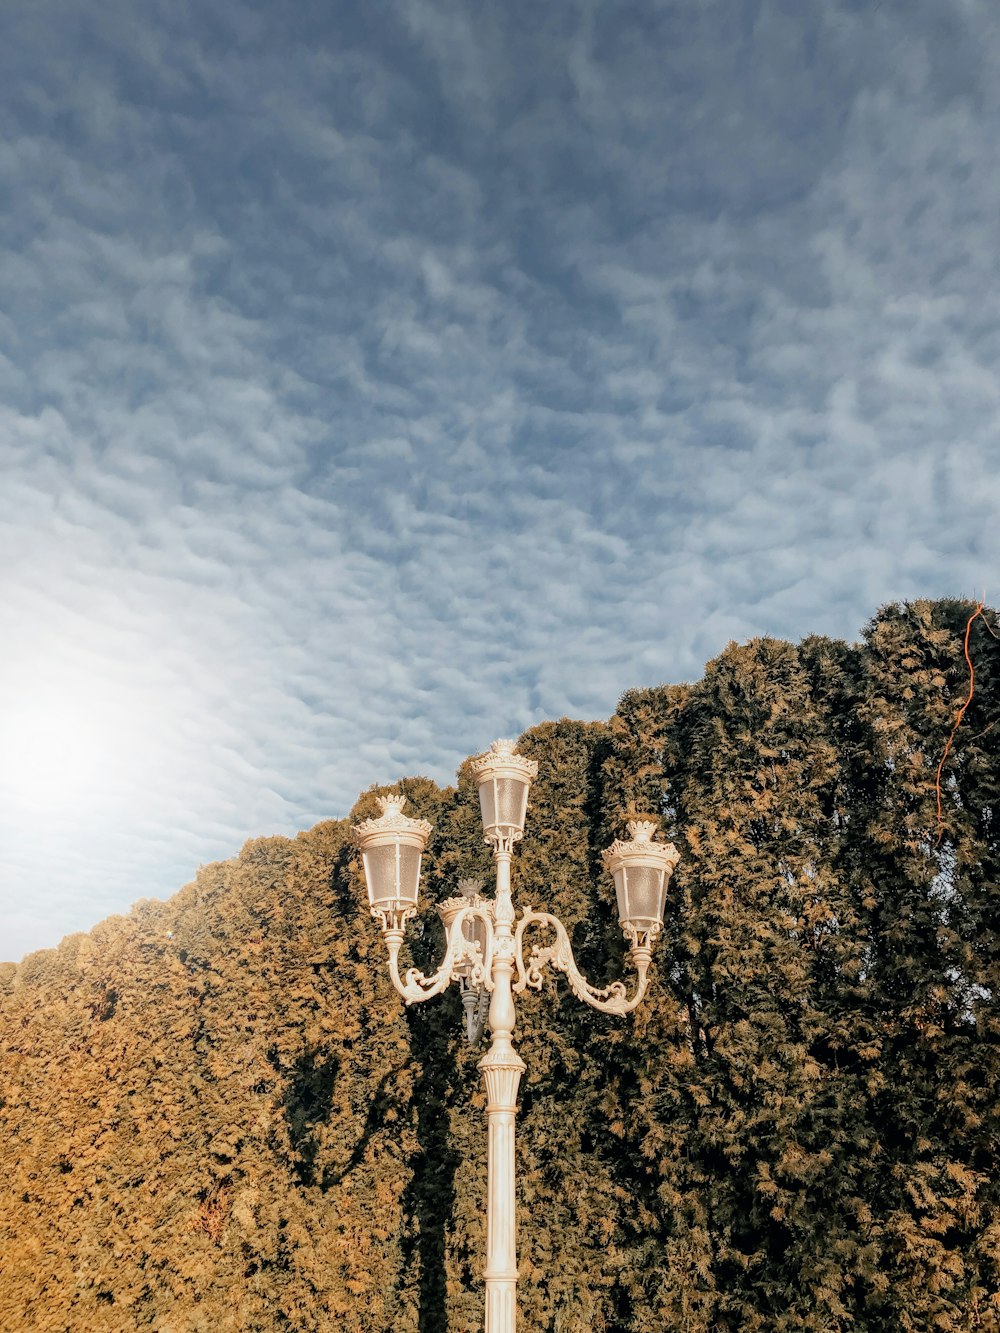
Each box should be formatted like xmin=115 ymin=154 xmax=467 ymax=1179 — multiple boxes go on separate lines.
xmin=354 ymin=746 xmax=679 ymax=1333
xmin=479 ymin=843 xmax=524 ymax=1333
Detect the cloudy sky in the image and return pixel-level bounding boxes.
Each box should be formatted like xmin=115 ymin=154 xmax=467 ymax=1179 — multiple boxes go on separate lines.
xmin=2 ymin=0 xmax=998 ymax=962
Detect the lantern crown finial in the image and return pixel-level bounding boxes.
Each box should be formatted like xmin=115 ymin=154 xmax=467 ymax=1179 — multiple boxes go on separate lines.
xmin=626 ymin=817 xmax=658 ymax=843
xmin=602 ymin=818 xmax=680 ymax=871
xmin=469 ymin=739 xmax=539 ymax=780
xmin=353 ymin=792 xmax=433 ymax=843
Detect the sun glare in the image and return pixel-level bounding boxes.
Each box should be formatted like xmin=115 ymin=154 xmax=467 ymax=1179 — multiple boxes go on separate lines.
xmin=0 ymin=684 xmax=145 ymax=812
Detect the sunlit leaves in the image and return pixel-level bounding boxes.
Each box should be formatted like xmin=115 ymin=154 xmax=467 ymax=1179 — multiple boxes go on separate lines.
xmin=0 ymin=599 xmax=997 ymax=1329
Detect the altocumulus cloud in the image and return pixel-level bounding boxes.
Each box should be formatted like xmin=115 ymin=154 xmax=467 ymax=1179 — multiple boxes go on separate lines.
xmin=1 ymin=0 xmax=998 ymax=960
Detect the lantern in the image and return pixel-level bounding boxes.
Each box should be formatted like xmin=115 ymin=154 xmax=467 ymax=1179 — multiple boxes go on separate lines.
xmin=470 ymin=739 xmax=538 ymax=842
xmin=601 ymin=818 xmax=680 ymax=938
xmin=353 ymin=794 xmax=433 ymax=919
xmin=438 ymin=879 xmax=491 ymax=978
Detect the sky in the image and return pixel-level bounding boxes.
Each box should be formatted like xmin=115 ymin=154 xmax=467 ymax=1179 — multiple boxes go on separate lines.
xmin=2 ymin=0 xmax=999 ymax=963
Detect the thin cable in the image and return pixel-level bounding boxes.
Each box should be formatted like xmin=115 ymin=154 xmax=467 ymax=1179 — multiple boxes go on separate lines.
xmin=935 ymin=599 xmax=985 ymax=843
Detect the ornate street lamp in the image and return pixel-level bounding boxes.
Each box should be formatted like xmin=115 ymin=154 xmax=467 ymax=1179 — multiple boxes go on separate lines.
xmin=353 ymin=739 xmax=680 ymax=1333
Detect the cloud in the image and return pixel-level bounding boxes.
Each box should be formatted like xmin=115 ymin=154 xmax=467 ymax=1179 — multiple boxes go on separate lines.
xmin=1 ymin=0 xmax=999 ymax=960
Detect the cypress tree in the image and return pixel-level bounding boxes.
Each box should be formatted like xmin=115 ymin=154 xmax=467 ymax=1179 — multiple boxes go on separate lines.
xmin=1 ymin=597 xmax=998 ymax=1331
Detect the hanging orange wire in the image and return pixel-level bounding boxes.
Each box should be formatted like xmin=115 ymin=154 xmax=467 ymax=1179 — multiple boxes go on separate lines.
xmin=934 ymin=599 xmax=985 ymax=842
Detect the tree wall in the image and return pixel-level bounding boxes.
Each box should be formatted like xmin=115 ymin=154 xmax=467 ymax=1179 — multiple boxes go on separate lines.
xmin=1 ymin=598 xmax=997 ymax=1331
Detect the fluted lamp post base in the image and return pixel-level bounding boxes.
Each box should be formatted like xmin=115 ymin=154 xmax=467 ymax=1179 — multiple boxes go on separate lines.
xmin=480 ymin=1042 xmax=525 ymax=1333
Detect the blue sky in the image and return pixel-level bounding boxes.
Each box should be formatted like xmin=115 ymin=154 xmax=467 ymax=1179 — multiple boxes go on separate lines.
xmin=2 ymin=0 xmax=998 ymax=962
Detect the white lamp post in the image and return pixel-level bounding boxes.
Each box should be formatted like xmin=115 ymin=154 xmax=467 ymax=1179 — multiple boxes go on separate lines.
xmin=353 ymin=740 xmax=680 ymax=1333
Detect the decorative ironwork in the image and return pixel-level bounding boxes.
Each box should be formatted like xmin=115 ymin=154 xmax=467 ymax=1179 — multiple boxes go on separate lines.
xmin=512 ymin=909 xmax=650 ymax=1016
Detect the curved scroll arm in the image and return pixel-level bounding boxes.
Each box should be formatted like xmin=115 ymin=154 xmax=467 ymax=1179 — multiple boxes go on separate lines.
xmin=381 ymin=906 xmax=495 ymax=1006
xmin=512 ymin=908 xmax=652 ymax=1016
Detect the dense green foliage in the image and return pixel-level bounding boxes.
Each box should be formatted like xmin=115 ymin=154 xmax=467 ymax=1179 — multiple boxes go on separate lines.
xmin=1 ymin=599 xmax=998 ymax=1331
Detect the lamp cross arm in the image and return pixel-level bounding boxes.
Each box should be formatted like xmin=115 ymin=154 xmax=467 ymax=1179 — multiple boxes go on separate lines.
xmin=382 ymin=904 xmax=496 ymax=1006
xmin=512 ymin=907 xmax=653 ymax=1017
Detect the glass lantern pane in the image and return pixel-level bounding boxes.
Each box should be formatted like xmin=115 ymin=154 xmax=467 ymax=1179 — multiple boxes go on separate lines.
xmin=465 ymin=915 xmax=487 ymax=955
xmin=495 ymin=776 xmax=527 ymax=828
xmin=612 ymin=867 xmax=629 ymax=923
xmin=622 ymin=864 xmax=666 ymax=925
xmin=396 ymin=844 xmax=422 ymax=906
xmin=363 ymin=843 xmax=399 ymax=907
xmin=478 ymin=780 xmax=497 ymax=831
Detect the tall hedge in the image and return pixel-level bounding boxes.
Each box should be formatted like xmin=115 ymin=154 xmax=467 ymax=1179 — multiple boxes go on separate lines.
xmin=1 ymin=598 xmax=997 ymax=1331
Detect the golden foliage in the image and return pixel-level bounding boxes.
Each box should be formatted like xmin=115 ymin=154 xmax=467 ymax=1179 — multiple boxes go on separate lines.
xmin=1 ymin=601 xmax=998 ymax=1330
